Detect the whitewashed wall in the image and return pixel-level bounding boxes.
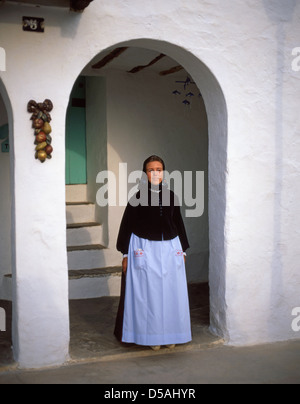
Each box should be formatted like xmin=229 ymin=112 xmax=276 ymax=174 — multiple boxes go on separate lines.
xmin=0 ymin=0 xmax=299 ymax=368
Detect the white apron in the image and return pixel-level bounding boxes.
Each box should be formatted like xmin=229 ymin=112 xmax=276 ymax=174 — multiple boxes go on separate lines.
xmin=122 ymin=233 xmax=192 ymax=346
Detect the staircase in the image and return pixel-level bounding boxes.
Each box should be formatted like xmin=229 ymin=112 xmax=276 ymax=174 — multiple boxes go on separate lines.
xmin=66 ymin=185 xmax=121 ymax=300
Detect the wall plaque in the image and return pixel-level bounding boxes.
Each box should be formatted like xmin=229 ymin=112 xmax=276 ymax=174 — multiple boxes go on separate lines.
xmin=23 ymin=17 xmax=45 ymax=33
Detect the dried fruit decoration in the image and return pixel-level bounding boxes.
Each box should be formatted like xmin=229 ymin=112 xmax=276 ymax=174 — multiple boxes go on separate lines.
xmin=27 ymin=99 xmax=53 ymax=163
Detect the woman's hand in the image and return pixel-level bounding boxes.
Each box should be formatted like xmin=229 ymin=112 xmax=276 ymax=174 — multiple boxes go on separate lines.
xmin=122 ymin=257 xmax=128 ymax=274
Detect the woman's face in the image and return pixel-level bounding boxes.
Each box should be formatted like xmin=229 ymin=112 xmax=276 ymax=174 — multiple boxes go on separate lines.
xmin=146 ymin=161 xmax=164 ymax=186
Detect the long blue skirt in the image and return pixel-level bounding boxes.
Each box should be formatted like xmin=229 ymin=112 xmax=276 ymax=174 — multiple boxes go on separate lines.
xmin=122 ymin=234 xmax=192 ymax=346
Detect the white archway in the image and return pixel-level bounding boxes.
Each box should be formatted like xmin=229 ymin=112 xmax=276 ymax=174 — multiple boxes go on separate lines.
xmin=72 ymin=39 xmax=229 ymax=340
xmin=0 ymin=77 xmax=16 ymax=350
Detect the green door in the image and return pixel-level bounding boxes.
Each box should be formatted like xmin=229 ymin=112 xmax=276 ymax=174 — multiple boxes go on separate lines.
xmin=66 ymin=76 xmax=87 ymax=185
xmin=0 ymin=124 xmax=9 ymax=153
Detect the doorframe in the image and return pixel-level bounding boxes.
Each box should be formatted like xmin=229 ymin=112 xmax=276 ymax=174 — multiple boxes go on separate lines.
xmin=70 ymin=38 xmax=229 ymax=341
xmin=0 ymin=77 xmax=16 ymax=350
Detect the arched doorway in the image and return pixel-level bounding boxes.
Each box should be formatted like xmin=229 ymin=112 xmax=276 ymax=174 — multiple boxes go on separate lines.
xmin=67 ymin=40 xmax=228 ymax=358
xmin=0 ymin=93 xmax=11 ymax=299
xmin=0 ymin=78 xmax=14 ymax=364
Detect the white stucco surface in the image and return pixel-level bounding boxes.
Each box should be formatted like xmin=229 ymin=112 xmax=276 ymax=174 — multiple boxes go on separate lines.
xmin=0 ymin=0 xmax=299 ymax=368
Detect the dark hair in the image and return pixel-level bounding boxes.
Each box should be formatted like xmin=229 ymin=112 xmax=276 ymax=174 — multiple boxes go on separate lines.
xmin=143 ymin=155 xmax=166 ymax=173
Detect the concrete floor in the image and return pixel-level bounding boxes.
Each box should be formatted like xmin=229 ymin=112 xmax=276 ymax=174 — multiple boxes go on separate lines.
xmin=1 ymin=283 xmax=300 ymax=384
xmin=0 ymin=283 xmax=218 ymax=367
xmin=69 ymin=283 xmax=221 ymax=362
xmin=1 ymin=340 xmax=300 ymax=384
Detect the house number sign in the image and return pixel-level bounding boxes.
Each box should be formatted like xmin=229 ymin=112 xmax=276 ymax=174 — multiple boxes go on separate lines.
xmin=23 ymin=17 xmax=45 ymax=33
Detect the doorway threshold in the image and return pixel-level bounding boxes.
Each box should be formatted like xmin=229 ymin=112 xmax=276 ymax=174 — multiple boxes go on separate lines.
xmin=68 ymin=283 xmax=224 ymax=364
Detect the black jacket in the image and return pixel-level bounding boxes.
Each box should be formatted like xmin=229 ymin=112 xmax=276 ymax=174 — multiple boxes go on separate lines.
xmin=117 ymin=185 xmax=190 ymax=254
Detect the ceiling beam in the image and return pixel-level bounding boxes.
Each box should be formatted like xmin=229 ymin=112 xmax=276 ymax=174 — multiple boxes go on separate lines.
xmin=70 ymin=0 xmax=93 ymax=12
xmin=5 ymin=0 xmax=93 ymax=11
xmin=92 ymin=47 xmax=129 ymax=70
xmin=128 ymin=53 xmax=166 ymax=74
xmin=159 ymin=65 xmax=184 ymax=76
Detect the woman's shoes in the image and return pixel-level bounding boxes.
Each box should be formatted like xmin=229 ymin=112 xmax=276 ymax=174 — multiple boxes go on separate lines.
xmin=150 ymin=345 xmax=176 ymax=351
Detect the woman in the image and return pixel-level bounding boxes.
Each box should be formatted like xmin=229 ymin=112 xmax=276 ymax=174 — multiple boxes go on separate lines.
xmin=114 ymin=155 xmax=192 ymax=350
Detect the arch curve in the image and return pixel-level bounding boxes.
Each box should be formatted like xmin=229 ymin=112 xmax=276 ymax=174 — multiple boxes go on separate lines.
xmin=0 ymin=77 xmax=16 ymax=351
xmin=77 ymin=38 xmax=229 ymax=339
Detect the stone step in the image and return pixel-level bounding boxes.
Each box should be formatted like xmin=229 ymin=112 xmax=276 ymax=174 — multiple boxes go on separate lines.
xmin=67 ymin=247 xmax=120 ymax=271
xmin=4 ymin=267 xmax=122 ymax=300
xmin=3 ymin=267 xmax=122 ymax=280
xmin=66 ymin=202 xmax=95 ymax=225
xmin=67 ymin=222 xmax=100 ymax=229
xmin=66 ymin=184 xmax=88 ymax=204
xmin=68 ymin=266 xmax=122 ymax=279
xmin=67 ymin=244 xmax=105 ymax=252
xmin=69 ymin=267 xmax=122 ymax=299
xmin=67 ymin=222 xmax=104 ymax=248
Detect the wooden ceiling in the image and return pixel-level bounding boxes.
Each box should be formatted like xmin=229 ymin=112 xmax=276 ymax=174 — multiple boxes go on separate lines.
xmin=6 ymin=0 xmax=69 ymax=7
xmin=5 ymin=0 xmax=93 ymax=11
xmin=91 ymin=47 xmax=184 ymax=77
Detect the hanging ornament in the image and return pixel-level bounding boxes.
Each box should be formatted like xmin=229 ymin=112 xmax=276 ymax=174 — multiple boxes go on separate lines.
xmin=173 ymin=76 xmax=198 ymax=109
xmin=27 ymin=99 xmax=53 ymax=163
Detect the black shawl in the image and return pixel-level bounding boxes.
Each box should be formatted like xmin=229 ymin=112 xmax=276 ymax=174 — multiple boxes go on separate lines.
xmin=116 ymin=183 xmax=190 ymax=254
